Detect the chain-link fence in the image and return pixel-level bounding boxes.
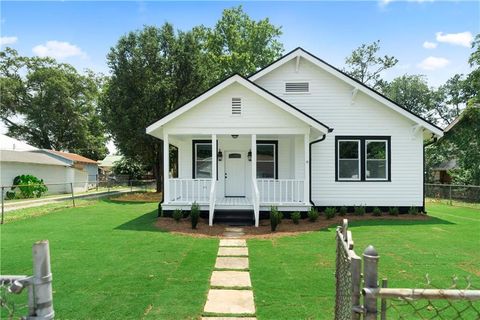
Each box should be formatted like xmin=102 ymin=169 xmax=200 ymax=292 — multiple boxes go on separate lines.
xmin=425 ymin=183 xmax=480 ymax=204
xmin=335 ymin=219 xmax=480 ymax=320
xmin=1 ymin=179 xmax=157 ymax=223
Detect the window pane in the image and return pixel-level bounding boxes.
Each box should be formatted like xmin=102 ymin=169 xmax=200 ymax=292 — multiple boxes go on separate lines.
xmin=196 ymin=144 xmax=212 ymax=160
xmin=196 ymin=161 xmax=212 ymax=178
xmin=367 ymin=141 xmax=386 ymax=160
xmin=257 ymin=162 xmax=274 ymax=178
xmin=367 ymin=160 xmax=387 ymax=179
xmin=339 ymin=141 xmax=359 ymax=159
xmin=257 ymin=144 xmax=274 ymax=161
xmin=339 ymin=159 xmax=359 ymax=179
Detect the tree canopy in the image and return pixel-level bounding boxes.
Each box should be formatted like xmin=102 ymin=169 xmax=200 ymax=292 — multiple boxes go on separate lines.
xmin=0 ymin=48 xmax=107 ymax=160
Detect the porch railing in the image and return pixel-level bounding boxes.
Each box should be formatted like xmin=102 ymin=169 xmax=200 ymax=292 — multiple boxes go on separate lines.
xmin=257 ymin=179 xmax=305 ymax=204
xmin=169 ymin=179 xmax=212 ymax=203
xmin=252 ymin=177 xmax=260 ymax=227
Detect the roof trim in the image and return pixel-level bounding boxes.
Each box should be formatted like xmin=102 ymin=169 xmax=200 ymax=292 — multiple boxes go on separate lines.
xmin=146 ymin=74 xmax=333 ymax=135
xmin=249 ymin=47 xmax=444 ymax=137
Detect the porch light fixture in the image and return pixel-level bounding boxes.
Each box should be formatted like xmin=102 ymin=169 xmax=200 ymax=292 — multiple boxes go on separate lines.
xmin=231 ymin=135 xmax=239 ymax=139
xmin=247 ymin=150 xmax=252 ymax=161
xmin=217 ymin=150 xmax=223 ymax=161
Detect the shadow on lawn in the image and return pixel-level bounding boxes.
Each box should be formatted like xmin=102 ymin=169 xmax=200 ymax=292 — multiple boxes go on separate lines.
xmin=114 ymin=209 xmax=165 ymax=232
xmin=345 ymin=215 xmax=454 ymax=228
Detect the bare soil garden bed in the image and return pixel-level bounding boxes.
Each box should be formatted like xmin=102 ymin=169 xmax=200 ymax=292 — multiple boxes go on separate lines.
xmin=111 ymin=192 xmax=162 ymax=202
xmin=156 ymin=213 xmax=430 ymax=239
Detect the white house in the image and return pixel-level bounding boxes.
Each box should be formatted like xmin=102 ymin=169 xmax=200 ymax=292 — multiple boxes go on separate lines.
xmin=146 ymin=48 xmax=443 ymax=226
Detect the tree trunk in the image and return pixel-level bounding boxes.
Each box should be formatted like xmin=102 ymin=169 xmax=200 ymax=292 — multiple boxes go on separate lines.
xmin=152 ymin=143 xmax=164 ymax=194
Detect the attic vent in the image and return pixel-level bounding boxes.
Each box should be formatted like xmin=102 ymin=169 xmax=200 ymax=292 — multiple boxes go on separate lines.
xmin=231 ymin=97 xmax=242 ymax=115
xmin=285 ymin=82 xmax=309 ymax=93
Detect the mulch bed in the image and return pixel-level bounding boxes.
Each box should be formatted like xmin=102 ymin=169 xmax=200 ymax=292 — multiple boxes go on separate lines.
xmin=155 ymin=214 xmax=430 ymax=239
xmin=110 ymin=192 xmax=162 ymax=203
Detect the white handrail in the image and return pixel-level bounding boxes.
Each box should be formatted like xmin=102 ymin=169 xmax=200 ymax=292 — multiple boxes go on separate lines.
xmin=256 ymin=179 xmax=304 ymax=204
xmin=208 ymin=180 xmax=216 ymax=226
xmin=252 ymin=177 xmax=260 ymax=227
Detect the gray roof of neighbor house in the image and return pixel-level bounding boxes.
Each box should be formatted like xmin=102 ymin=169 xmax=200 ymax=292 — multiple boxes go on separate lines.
xmin=432 ymin=159 xmax=458 ymax=171
xmin=0 ymin=150 xmax=68 ymax=166
xmin=98 ymin=155 xmax=123 ymax=168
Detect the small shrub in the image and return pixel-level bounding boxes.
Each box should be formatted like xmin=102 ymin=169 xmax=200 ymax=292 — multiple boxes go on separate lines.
xmin=325 ymin=207 xmax=337 ymax=220
xmin=173 ymin=209 xmax=183 ymax=222
xmin=408 ymin=206 xmax=418 ymax=215
xmin=372 ymin=207 xmax=382 ymax=216
xmin=388 ymin=207 xmax=399 ymax=216
xmin=339 ymin=206 xmax=348 ymax=216
xmin=190 ymin=202 xmax=200 ymax=229
xmin=307 ymin=207 xmax=319 ymax=222
xmin=270 ymin=206 xmax=282 ymax=231
xmin=12 ymin=175 xmax=48 ymax=199
xmin=291 ymin=211 xmax=301 ymax=224
xmin=354 ymin=206 xmax=365 ymax=216
xmin=5 ymin=191 xmax=16 ymax=200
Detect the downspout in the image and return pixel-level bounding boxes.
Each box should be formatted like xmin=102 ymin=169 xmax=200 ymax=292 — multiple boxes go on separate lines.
xmin=423 ymin=133 xmax=438 ymax=213
xmin=309 ymin=128 xmax=334 ymax=207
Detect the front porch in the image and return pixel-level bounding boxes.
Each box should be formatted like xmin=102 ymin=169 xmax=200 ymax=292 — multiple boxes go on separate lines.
xmin=161 ymin=133 xmax=312 ymax=226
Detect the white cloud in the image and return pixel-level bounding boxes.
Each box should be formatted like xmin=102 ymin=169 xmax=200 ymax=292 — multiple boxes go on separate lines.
xmin=32 ymin=40 xmax=86 ymax=59
xmin=423 ymin=41 xmax=437 ymax=49
xmin=0 ymin=36 xmax=18 ymax=46
xmin=417 ymin=56 xmax=450 ymax=71
xmin=435 ymin=31 xmax=473 ymax=48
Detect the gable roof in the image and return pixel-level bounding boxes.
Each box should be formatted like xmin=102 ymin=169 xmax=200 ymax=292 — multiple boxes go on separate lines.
xmin=39 ymin=149 xmax=98 ymax=164
xmin=249 ymin=47 xmax=444 ymax=137
xmin=146 ymin=74 xmax=333 ymax=135
xmin=0 ymin=134 xmax=38 ymax=151
xmin=0 ymin=150 xmax=68 ymax=166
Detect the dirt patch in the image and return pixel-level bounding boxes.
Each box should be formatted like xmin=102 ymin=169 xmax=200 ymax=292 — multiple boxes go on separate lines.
xmin=156 ymin=214 xmax=430 ymax=239
xmin=111 ymin=192 xmax=162 ymax=203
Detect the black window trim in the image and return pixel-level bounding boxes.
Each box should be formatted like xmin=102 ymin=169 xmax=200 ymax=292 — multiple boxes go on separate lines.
xmin=256 ymin=140 xmax=279 ymax=180
xmin=335 ymin=136 xmax=391 ymax=182
xmin=192 ymin=139 xmax=218 ymax=180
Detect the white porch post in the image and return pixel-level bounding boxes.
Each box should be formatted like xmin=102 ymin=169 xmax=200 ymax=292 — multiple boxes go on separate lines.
xmin=304 ymin=133 xmax=310 ymax=204
xmin=209 ymin=134 xmax=217 ymax=226
xmin=251 ymin=134 xmax=259 ymax=227
xmin=251 ymin=134 xmax=257 ymax=179
xmin=163 ymin=132 xmax=169 ymax=204
xmin=211 ymin=134 xmax=217 ymax=182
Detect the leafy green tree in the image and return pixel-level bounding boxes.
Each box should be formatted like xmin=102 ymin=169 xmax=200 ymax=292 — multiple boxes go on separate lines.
xmin=203 ymin=6 xmax=283 ymax=80
xmin=344 ymin=40 xmax=398 ymax=90
xmin=112 ymin=157 xmax=147 ymax=180
xmin=0 ymin=48 xmax=107 ymax=160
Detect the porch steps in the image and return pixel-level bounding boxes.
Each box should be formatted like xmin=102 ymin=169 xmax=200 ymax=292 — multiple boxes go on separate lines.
xmin=213 ymin=210 xmax=255 ymax=226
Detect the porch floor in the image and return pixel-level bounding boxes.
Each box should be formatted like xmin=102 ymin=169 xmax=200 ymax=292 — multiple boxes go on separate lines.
xmin=217 ymin=197 xmax=252 ymax=206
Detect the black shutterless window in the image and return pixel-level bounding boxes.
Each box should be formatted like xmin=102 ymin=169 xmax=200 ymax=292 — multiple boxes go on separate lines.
xmin=335 ymin=136 xmax=391 ymax=182
xmin=256 ymin=141 xmax=278 ymax=179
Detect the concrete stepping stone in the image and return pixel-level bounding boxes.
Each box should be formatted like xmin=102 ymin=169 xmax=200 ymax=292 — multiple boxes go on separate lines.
xmin=219 ymin=239 xmax=246 ymax=247
xmin=204 ymin=289 xmax=255 ymax=314
xmin=225 ymin=227 xmax=244 ymax=232
xmin=215 ymin=257 xmax=249 ymax=270
xmin=223 ymin=231 xmax=245 ymax=238
xmin=218 ymin=247 xmax=248 ymax=257
xmin=210 ymin=271 xmax=251 ymax=288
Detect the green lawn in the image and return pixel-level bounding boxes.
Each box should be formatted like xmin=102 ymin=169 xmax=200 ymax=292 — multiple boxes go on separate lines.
xmin=1 ymin=201 xmax=479 ymax=319
xmin=0 ymin=200 xmax=218 ymax=319
xmin=248 ymin=203 xmax=480 ymax=319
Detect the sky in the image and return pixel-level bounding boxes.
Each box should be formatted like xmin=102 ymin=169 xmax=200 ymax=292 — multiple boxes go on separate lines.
xmin=1 ymin=0 xmax=479 ymax=150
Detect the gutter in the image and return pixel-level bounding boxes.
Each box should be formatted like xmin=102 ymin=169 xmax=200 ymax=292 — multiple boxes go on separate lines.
xmin=309 ymin=128 xmax=334 ymax=206
xmin=423 ymin=134 xmax=438 ymax=213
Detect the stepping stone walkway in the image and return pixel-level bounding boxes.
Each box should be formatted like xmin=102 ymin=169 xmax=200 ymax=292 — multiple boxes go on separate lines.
xmin=202 ymin=228 xmax=256 ymax=320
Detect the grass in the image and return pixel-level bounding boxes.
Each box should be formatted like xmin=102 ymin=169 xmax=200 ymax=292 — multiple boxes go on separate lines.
xmin=248 ymin=202 xmax=480 ymax=319
xmin=0 ymin=200 xmax=218 ymax=319
xmin=1 ymin=200 xmax=479 ymax=319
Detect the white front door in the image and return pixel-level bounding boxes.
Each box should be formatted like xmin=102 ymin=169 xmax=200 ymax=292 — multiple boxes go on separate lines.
xmin=225 ymin=151 xmax=246 ymax=197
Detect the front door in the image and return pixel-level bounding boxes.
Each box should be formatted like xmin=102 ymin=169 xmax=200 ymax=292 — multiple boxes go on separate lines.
xmin=225 ymin=152 xmax=246 ymax=197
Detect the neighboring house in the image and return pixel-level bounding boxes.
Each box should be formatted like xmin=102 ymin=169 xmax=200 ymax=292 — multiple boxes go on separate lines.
xmin=432 ymin=159 xmax=457 ymax=184
xmin=98 ymin=154 xmax=123 ymax=179
xmin=33 ymin=150 xmax=98 ymax=185
xmin=0 ymin=150 xmax=73 ymax=195
xmin=0 ymin=134 xmax=38 ymax=151
xmin=146 ymin=48 xmax=443 ymax=226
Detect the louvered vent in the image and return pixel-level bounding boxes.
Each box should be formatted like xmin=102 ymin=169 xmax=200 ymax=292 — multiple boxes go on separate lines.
xmin=285 ymin=82 xmax=309 ymax=93
xmin=231 ymin=97 xmax=242 ymax=115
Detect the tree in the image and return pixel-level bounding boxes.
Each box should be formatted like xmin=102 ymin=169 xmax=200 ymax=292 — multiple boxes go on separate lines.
xmin=344 ymin=40 xmax=398 ymax=90
xmin=112 ymin=157 xmax=147 ymax=180
xmin=0 ymin=48 xmax=107 ymax=159
xmin=203 ymin=6 xmax=284 ymax=80
xmin=101 ymin=24 xmax=209 ymax=192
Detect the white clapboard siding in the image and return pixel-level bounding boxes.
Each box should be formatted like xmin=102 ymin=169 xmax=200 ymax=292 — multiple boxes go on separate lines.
xmin=254 ymin=58 xmax=424 ymax=207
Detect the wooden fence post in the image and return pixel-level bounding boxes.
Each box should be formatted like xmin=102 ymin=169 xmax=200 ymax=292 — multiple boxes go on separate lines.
xmin=1 ymin=186 xmax=4 ymax=224
xmin=363 ymin=245 xmax=379 ymax=320
xmin=32 ymin=240 xmax=54 ymax=319
xmin=70 ymin=183 xmax=75 ymax=207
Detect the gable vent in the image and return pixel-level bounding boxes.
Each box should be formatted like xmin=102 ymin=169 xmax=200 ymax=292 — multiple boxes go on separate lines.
xmin=231 ymin=97 xmax=242 ymax=115
xmin=285 ymin=82 xmax=309 ymax=93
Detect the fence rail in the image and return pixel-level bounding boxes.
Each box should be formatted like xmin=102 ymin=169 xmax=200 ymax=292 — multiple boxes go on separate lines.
xmin=335 ymin=219 xmax=480 ymax=319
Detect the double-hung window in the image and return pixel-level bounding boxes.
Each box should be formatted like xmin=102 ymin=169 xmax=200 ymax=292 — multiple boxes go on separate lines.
xmin=336 ymin=136 xmax=390 ymax=182
xmin=256 ymin=141 xmax=278 ymax=179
